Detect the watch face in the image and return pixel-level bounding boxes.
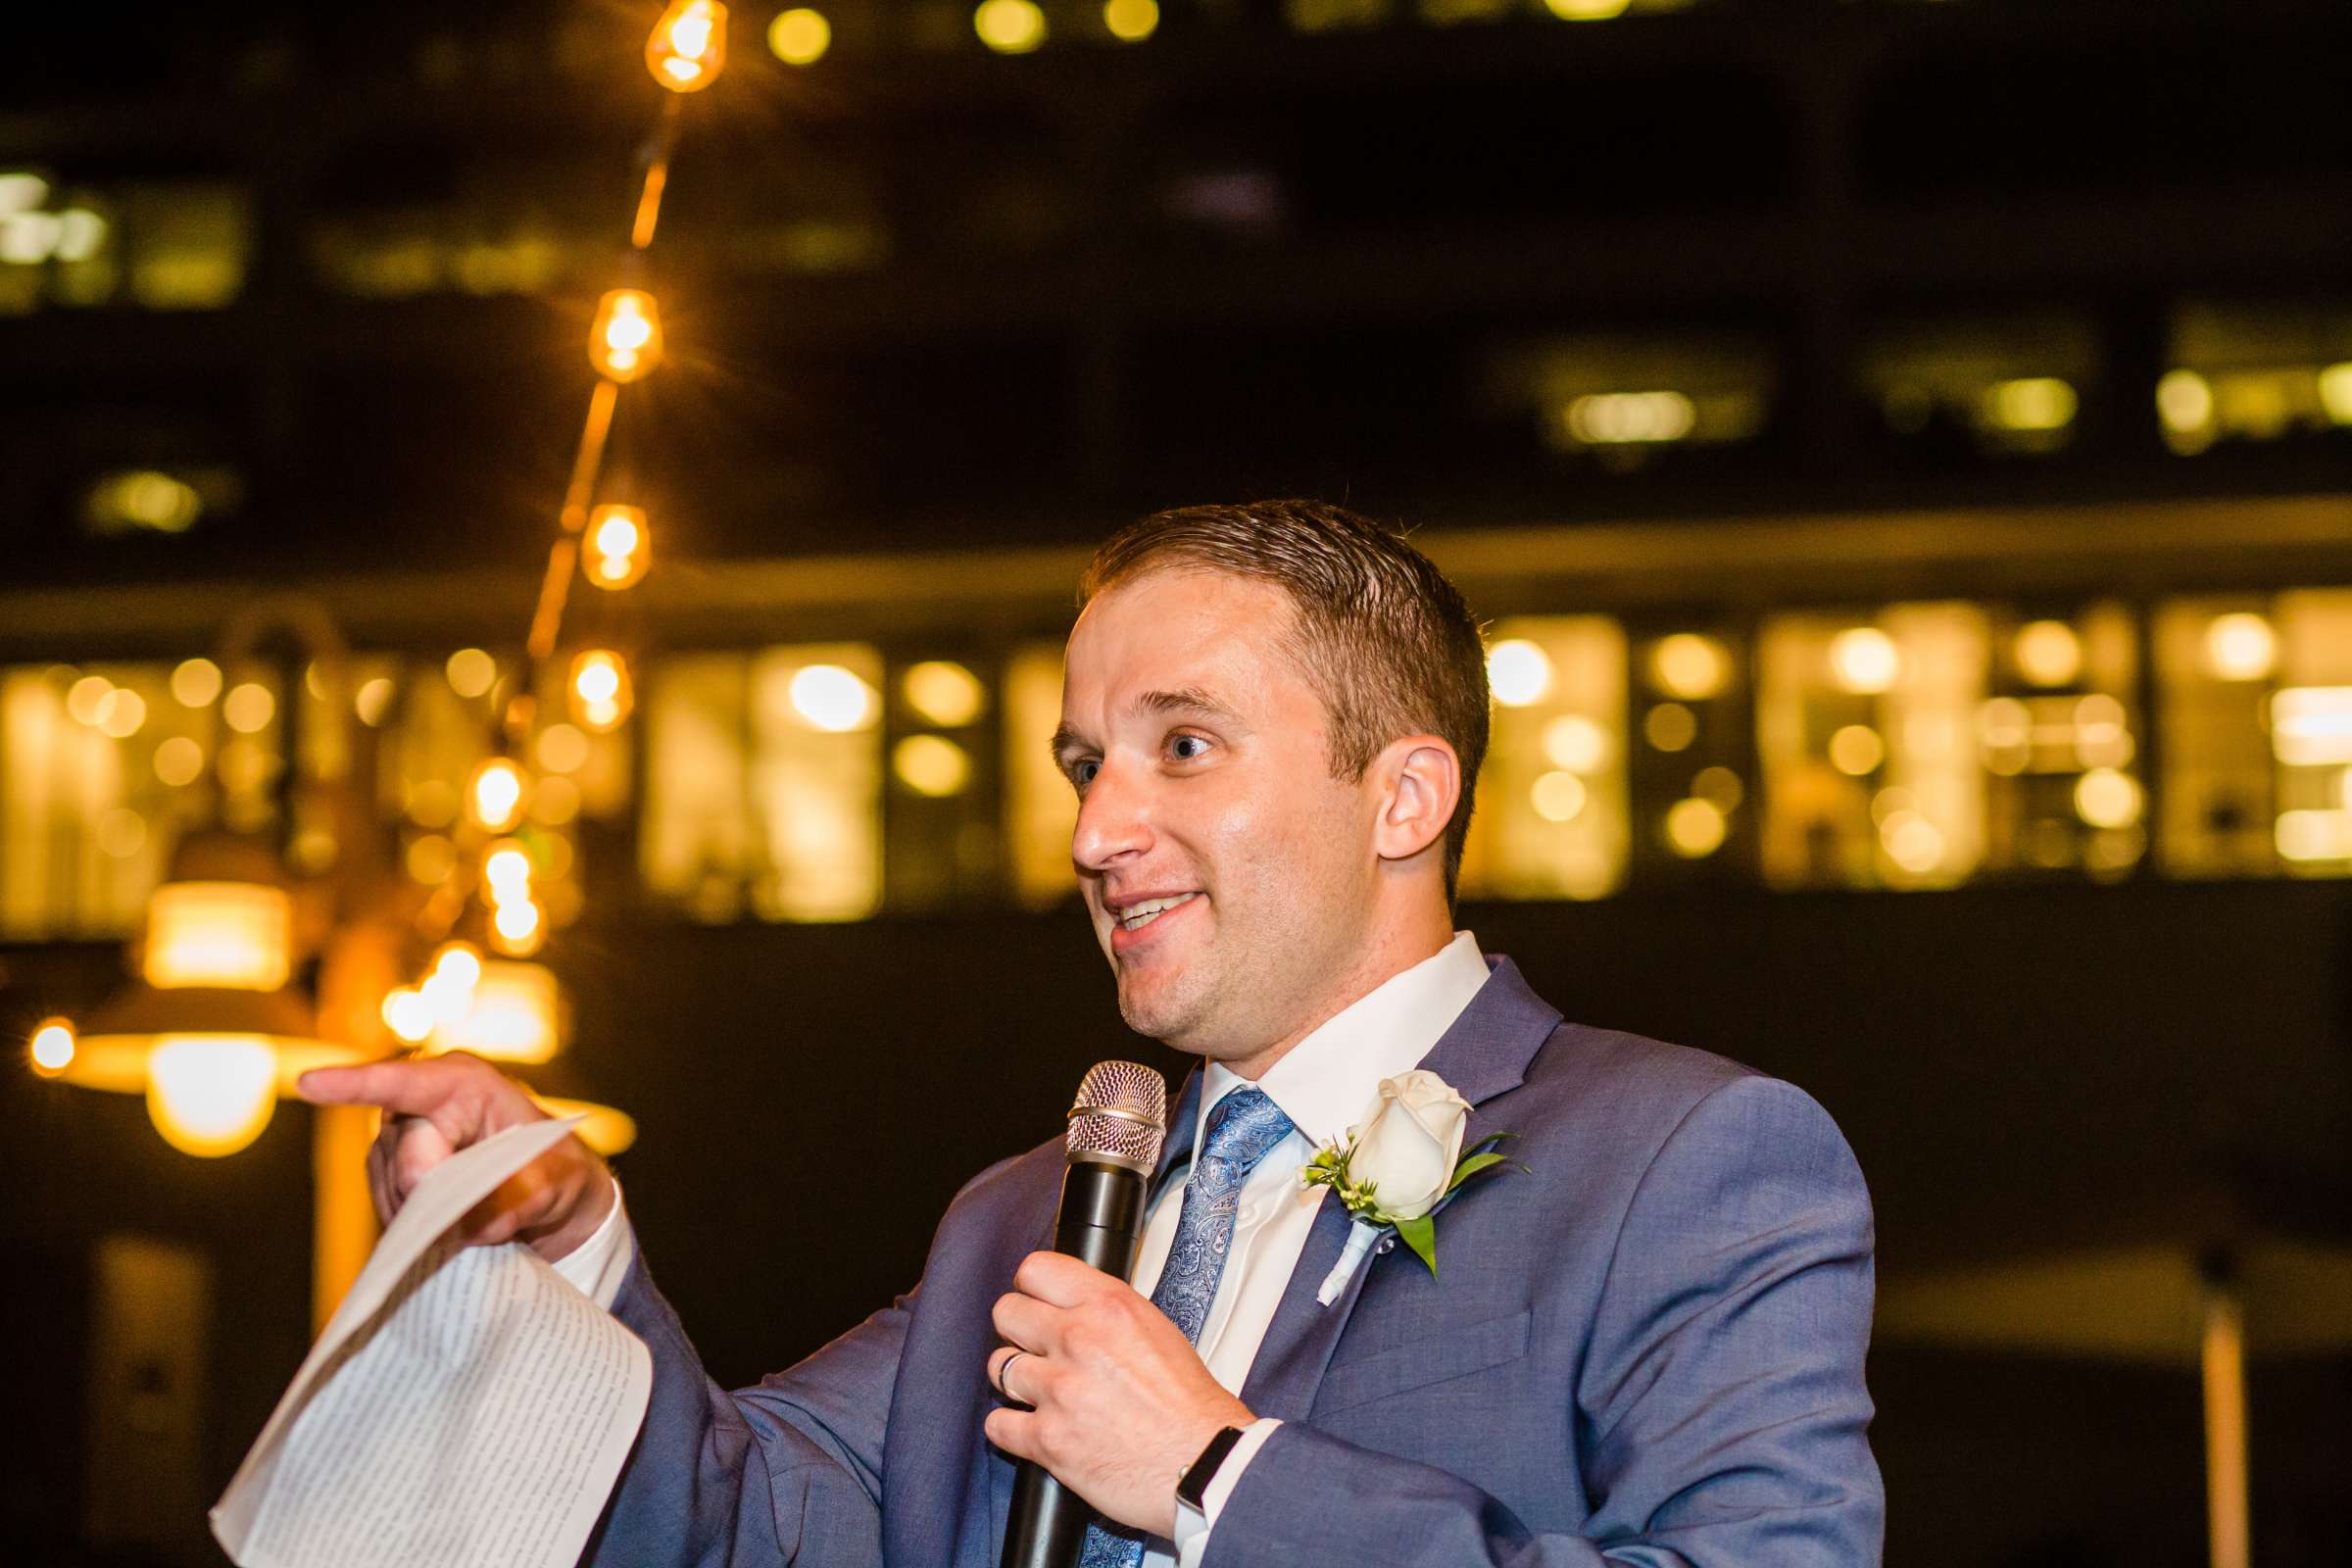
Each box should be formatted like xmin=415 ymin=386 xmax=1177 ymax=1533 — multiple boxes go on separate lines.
xmin=1179 ymin=1426 xmax=1246 ymax=1510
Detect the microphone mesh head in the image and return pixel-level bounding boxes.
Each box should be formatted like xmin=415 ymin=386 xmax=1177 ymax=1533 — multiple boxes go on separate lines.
xmin=1065 ymin=1060 xmax=1168 ymax=1173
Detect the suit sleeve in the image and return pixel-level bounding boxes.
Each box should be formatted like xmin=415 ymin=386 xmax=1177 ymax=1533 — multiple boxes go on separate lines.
xmin=581 ymin=1245 xmax=900 ymax=1567
xmin=1202 ymin=1075 xmax=1884 ymax=1567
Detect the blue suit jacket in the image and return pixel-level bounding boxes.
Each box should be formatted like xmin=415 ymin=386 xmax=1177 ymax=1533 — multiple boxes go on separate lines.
xmin=589 ymin=957 xmax=1884 ymax=1565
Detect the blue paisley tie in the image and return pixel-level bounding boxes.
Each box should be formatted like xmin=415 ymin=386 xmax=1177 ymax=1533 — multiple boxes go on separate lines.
xmin=1075 ymin=1084 xmax=1296 ymax=1568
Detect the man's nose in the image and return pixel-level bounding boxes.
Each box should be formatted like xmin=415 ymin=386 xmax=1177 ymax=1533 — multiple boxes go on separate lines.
xmin=1071 ymin=758 xmax=1153 ymax=872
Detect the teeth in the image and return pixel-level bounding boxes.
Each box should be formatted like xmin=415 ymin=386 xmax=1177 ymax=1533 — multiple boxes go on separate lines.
xmin=1117 ymin=893 xmax=1196 ymax=931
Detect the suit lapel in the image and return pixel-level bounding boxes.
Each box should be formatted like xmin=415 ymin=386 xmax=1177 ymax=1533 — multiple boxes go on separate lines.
xmin=1240 ymin=956 xmax=1560 ymax=1421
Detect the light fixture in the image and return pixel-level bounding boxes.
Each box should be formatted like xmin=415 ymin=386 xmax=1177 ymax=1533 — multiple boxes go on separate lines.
xmin=647 ymin=0 xmax=728 ymax=91
xmin=586 ymin=504 xmax=651 ymax=589
xmin=569 ymin=649 xmax=634 ymax=732
xmin=589 ymin=289 xmax=664 ymax=382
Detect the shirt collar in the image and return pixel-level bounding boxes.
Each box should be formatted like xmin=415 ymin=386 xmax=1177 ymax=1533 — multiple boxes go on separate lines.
xmin=1199 ymin=929 xmax=1492 ymax=1151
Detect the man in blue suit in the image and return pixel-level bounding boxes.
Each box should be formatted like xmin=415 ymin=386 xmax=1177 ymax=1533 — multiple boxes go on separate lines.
xmin=304 ymin=500 xmax=1883 ymax=1565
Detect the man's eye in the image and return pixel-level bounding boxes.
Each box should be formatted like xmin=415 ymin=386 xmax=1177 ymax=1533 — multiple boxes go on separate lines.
xmin=1071 ymin=760 xmax=1101 ymax=788
xmin=1168 ymin=734 xmax=1210 ymax=761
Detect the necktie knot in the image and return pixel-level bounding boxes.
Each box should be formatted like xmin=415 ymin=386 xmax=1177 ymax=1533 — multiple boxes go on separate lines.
xmin=1197 ymin=1085 xmax=1296 ymax=1184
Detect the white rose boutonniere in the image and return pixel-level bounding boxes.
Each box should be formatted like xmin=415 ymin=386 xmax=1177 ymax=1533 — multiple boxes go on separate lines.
xmin=1300 ymin=1070 xmax=1522 ymax=1294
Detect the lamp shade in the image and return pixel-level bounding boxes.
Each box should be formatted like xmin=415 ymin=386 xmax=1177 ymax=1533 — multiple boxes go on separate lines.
xmin=143 ymin=880 xmax=293 ymax=991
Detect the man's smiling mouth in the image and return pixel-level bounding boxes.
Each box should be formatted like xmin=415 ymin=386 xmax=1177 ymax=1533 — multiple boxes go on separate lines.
xmin=1115 ymin=893 xmax=1198 ymax=932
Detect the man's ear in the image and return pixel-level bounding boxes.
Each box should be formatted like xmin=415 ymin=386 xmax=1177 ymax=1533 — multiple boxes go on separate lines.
xmin=1371 ymin=734 xmax=1462 ymax=866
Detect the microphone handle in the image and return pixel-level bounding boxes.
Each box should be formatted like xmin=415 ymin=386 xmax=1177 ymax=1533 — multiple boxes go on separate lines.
xmin=1000 ymin=1158 xmax=1150 ymax=1568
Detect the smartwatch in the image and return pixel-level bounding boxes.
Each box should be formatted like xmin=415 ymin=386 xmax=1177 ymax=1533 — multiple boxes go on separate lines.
xmin=1175 ymin=1425 xmax=1249 ymax=1516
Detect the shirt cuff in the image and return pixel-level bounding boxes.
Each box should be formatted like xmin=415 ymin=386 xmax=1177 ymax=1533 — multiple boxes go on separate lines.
xmin=546 ymin=1179 xmax=635 ymax=1310
xmin=1172 ymin=1418 xmax=1281 ymax=1568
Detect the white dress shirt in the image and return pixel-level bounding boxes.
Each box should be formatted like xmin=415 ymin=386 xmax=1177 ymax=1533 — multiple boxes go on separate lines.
xmin=554 ymin=929 xmax=1494 ymax=1568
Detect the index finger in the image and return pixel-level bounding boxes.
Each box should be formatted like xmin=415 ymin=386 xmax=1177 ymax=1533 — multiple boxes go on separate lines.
xmin=297 ymin=1057 xmax=469 ymax=1115
xmin=1011 ymin=1250 xmax=1118 ymax=1307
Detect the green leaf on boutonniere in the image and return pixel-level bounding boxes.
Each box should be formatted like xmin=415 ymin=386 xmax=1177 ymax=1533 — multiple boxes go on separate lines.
xmin=1394 ymin=1213 xmax=1438 ymax=1276
xmin=1446 ymin=1151 xmax=1511 ymax=1192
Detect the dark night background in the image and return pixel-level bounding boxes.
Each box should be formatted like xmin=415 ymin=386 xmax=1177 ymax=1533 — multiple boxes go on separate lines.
xmin=5 ymin=1 xmax=2352 ymax=1564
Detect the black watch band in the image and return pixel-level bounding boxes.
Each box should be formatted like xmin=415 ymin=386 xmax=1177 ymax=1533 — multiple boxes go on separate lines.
xmin=1175 ymin=1425 xmax=1249 ymax=1515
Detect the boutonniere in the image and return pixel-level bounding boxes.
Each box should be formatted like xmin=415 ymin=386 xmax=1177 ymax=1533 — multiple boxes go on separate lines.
xmin=1300 ymin=1069 xmax=1523 ymax=1302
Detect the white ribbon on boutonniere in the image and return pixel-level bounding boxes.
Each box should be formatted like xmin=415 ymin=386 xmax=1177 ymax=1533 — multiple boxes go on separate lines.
xmin=1303 ymin=1069 xmax=1524 ymax=1304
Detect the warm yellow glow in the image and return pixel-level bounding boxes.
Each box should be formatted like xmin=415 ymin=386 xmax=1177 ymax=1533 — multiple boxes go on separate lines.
xmin=145 ymin=1037 xmax=277 ymax=1157
xmin=0 ymin=172 xmax=49 ymax=213
xmin=355 ymin=675 xmax=396 ymax=726
xmin=68 ymin=675 xmax=112 ymax=725
xmin=647 ymin=0 xmax=729 ymax=91
xmin=483 ymin=841 xmax=535 ymax=902
xmin=586 ymin=504 xmax=650 ymax=590
xmin=1985 ymin=377 xmax=2078 ymax=432
xmin=2317 ymin=363 xmax=2352 ymax=425
xmin=29 ymin=1018 xmax=75 ymax=1075
xmin=768 ymin=6 xmax=831 ymax=63
xmin=590 ymin=289 xmax=665 ymax=381
xmin=2277 ymin=808 xmax=2352 ymax=862
xmin=1829 ymin=724 xmax=1886 ymax=776
xmin=536 ymin=723 xmax=590 ymax=774
xmin=1882 ymin=813 xmax=1946 ymax=874
xmin=1692 ymin=765 xmax=1743 ymax=810
xmin=467 ymin=759 xmax=528 ymax=832
xmin=1649 ymin=633 xmax=1728 ymax=700
xmin=1531 ymin=770 xmax=1588 ymax=822
xmin=1540 ymin=714 xmax=1610 ymax=773
xmin=531 ymin=775 xmax=583 ymax=825
xmin=1103 ymin=0 xmax=1158 ymax=39
xmin=381 ymin=988 xmax=434 ymax=1044
xmin=446 ymin=647 xmax=497 ymax=699
xmin=1566 ymin=390 xmax=1694 ymax=444
xmin=904 ymin=661 xmax=986 ymax=727
xmin=2074 ymin=767 xmax=2142 ymax=830
xmin=406 ymin=833 xmax=458 ymax=884
xmin=789 ymin=663 xmax=878 ymax=731
xmin=145 ymin=881 xmax=292 ymax=991
xmin=99 ymin=808 xmax=147 ymax=859
xmin=1642 ymin=703 xmax=1696 ymax=753
xmin=2073 ymin=693 xmax=2132 ymax=768
xmin=2013 ymin=619 xmax=2082 ymax=687
xmin=1664 ymin=798 xmax=1727 ymax=858
xmin=893 ymin=734 xmax=973 ymax=797
xmin=1829 ymin=627 xmax=1900 ymax=694
xmin=1486 ymin=639 xmax=1552 ymax=707
xmin=1544 ymin=0 xmax=1629 ymax=17
xmin=2270 ymin=687 xmax=2352 ymax=766
xmin=2202 ymin=612 xmax=2277 ymax=682
xmin=570 ymin=650 xmax=634 ymax=732
xmin=435 ymin=960 xmax=564 ymax=1063
xmin=491 ymin=899 xmax=544 ymax=955
xmin=171 ymin=657 xmax=222 ymax=708
xmin=222 ymin=681 xmax=275 ymax=734
xmin=2157 ymin=368 xmax=2215 ymax=434
xmin=96 ymin=687 xmax=147 ymax=739
xmin=974 ymin=0 xmax=1047 ymax=53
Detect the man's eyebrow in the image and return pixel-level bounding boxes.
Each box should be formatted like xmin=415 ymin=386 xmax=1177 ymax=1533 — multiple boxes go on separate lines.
xmin=1131 ymin=687 xmax=1244 ymax=724
xmin=1050 ymin=722 xmax=1087 ymax=772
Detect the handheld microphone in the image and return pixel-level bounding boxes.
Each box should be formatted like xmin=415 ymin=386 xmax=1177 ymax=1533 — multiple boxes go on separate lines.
xmin=1000 ymin=1060 xmax=1169 ymax=1568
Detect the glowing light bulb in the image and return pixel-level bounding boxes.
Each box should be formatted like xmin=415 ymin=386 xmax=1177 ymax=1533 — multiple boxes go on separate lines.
xmin=467 ymin=758 xmax=528 ymax=833
xmin=29 ymin=1017 xmax=75 ymax=1075
xmin=492 ymin=899 xmax=544 ymax=956
xmin=647 ymin=0 xmax=728 ymax=91
xmin=903 ymin=661 xmax=986 ymax=726
xmin=974 ymin=0 xmax=1046 ymax=53
xmin=381 ymin=988 xmax=434 ymax=1044
xmin=589 ymin=289 xmax=664 ymax=382
xmin=1102 ymin=0 xmax=1157 ymax=39
xmin=1829 ymin=627 xmax=1900 ymax=694
xmin=586 ymin=504 xmax=650 ymax=589
xmin=146 ymin=1038 xmax=277 ymax=1157
xmin=569 ymin=650 xmax=634 ymax=733
xmin=1486 ymin=639 xmax=1552 ymax=707
xmin=788 ymin=664 xmax=876 ymax=731
xmin=2202 ymin=612 xmax=2277 ymax=682
xmin=483 ymin=841 xmax=534 ymax=903
xmin=768 ymin=6 xmax=830 ymax=63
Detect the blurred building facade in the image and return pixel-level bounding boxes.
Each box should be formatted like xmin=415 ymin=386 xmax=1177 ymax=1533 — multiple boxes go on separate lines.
xmin=4 ymin=2 xmax=2351 ymax=1564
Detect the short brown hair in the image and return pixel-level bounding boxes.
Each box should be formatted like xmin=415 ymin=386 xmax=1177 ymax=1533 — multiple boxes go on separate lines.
xmin=1079 ymin=499 xmax=1490 ymax=898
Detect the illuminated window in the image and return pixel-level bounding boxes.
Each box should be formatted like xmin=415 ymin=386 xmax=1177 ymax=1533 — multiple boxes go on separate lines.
xmin=886 ymin=658 xmax=1001 ymax=910
xmin=1862 ymin=315 xmax=2097 ymax=457
xmin=1458 ymin=617 xmax=1629 ymax=902
xmin=2157 ymin=592 xmax=2352 ymax=878
xmin=641 ymin=645 xmax=885 ymax=923
xmin=1004 ymin=641 xmax=1078 ymax=908
xmin=1976 ymin=606 xmax=2145 ymax=879
xmin=1756 ymin=607 xmax=1988 ymax=889
xmin=2159 ymin=303 xmax=2352 ymax=456
xmin=1497 ymin=335 xmax=1773 ymax=473
xmin=1628 ymin=628 xmax=1751 ymax=877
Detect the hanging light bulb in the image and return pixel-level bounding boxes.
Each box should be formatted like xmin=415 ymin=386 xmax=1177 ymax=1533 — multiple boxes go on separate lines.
xmin=482 ymin=840 xmax=535 ymax=904
xmin=145 ymin=1037 xmax=278 ymax=1157
xmin=588 ymin=289 xmax=664 ymax=382
xmin=569 ymin=649 xmax=634 ymax=733
xmin=466 ymin=758 xmax=529 ymax=833
xmin=647 ymin=0 xmax=728 ymax=92
xmin=586 ymin=504 xmax=651 ymax=589
xmin=491 ymin=898 xmax=545 ymax=956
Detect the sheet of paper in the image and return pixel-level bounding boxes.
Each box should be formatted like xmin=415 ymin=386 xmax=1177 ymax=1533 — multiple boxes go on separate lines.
xmin=212 ymin=1116 xmax=652 ymax=1568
